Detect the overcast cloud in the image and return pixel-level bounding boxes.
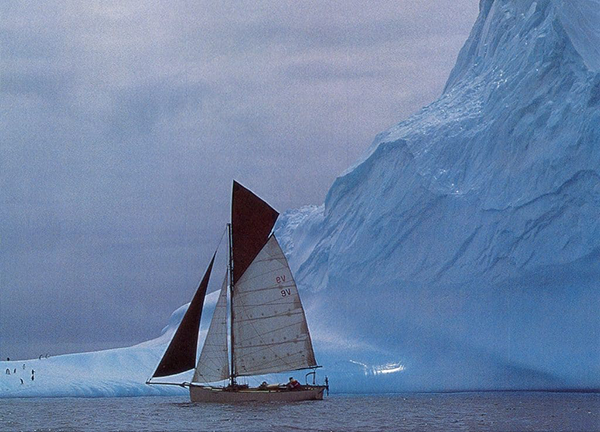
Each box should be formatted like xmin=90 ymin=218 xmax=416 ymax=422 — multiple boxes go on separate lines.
xmin=1 ymin=0 xmax=479 ymax=359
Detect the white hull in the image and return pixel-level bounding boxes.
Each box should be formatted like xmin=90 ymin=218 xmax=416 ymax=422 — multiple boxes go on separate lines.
xmin=189 ymin=385 xmax=326 ymax=403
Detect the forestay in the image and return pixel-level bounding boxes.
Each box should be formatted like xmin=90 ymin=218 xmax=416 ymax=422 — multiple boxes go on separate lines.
xmin=193 ymin=275 xmax=229 ymax=384
xmin=151 ymin=255 xmax=215 ymax=378
xmin=232 ymin=235 xmax=317 ymax=376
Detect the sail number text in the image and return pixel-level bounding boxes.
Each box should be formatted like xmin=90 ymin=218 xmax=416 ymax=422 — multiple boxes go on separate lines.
xmin=276 ymin=275 xmax=292 ymax=297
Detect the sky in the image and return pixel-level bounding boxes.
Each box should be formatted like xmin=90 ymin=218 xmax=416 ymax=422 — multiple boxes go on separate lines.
xmin=1 ymin=0 xmax=479 ymax=360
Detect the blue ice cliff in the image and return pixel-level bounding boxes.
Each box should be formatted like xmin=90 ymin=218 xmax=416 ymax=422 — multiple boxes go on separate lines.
xmin=2 ymin=0 xmax=599 ymax=398
xmin=276 ymin=0 xmax=600 ymax=392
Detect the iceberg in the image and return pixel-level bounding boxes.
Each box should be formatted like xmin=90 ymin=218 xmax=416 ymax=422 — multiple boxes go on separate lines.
xmin=276 ymin=0 xmax=600 ymax=392
xmin=3 ymin=0 xmax=600 ymax=397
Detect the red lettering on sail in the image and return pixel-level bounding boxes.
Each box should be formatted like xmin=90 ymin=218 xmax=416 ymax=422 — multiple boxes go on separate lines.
xmin=276 ymin=275 xmax=286 ymax=284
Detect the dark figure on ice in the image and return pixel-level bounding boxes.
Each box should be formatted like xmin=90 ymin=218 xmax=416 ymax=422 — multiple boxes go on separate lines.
xmin=5 ymin=368 xmax=9 ymax=375
xmin=20 ymin=378 xmax=23 ymax=385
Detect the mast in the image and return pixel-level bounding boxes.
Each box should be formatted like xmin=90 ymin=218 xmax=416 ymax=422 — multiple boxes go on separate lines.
xmin=228 ymin=222 xmax=236 ymax=387
xmin=228 ymin=180 xmax=279 ymax=385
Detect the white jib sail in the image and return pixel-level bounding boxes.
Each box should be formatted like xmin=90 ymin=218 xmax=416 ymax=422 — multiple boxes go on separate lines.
xmin=193 ymin=275 xmax=229 ymax=384
xmin=232 ymin=235 xmax=317 ymax=376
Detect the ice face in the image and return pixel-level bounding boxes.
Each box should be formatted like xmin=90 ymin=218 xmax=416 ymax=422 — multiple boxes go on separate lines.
xmin=276 ymin=0 xmax=600 ymax=391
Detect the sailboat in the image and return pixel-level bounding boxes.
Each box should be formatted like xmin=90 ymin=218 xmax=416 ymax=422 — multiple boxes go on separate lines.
xmin=147 ymin=181 xmax=328 ymax=402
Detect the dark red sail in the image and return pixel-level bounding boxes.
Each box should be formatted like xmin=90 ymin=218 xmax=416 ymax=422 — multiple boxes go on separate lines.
xmin=231 ymin=181 xmax=279 ymax=283
xmin=152 ymin=254 xmax=215 ymax=378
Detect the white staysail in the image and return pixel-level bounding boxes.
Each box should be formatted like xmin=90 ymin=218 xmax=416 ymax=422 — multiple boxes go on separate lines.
xmin=193 ymin=275 xmax=229 ymax=384
xmin=232 ymin=235 xmax=317 ymax=376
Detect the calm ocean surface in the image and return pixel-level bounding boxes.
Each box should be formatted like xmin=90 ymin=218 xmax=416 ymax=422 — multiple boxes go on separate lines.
xmin=1 ymin=392 xmax=599 ymax=432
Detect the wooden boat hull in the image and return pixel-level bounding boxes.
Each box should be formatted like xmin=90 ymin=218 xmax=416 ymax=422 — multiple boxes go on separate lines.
xmin=189 ymin=385 xmax=326 ymax=403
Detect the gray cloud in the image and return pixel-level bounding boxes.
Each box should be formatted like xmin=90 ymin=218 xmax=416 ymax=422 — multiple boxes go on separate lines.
xmin=284 ymin=61 xmax=391 ymax=82
xmin=1 ymin=71 xmax=70 ymax=100
xmin=108 ymin=80 xmax=211 ymax=138
xmin=0 ymin=0 xmax=479 ymax=360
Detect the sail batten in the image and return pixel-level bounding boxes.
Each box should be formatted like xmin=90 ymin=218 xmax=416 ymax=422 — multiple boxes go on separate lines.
xmin=234 ymin=311 xmax=304 ymax=324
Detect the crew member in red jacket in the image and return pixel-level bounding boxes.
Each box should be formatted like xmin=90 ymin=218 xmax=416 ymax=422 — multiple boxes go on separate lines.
xmin=287 ymin=377 xmax=301 ymax=390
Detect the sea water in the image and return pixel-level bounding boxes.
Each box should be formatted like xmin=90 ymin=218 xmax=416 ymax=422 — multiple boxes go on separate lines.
xmin=1 ymin=392 xmax=599 ymax=432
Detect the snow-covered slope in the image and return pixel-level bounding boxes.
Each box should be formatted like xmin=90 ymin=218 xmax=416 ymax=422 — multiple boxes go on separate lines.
xmin=0 ymin=306 xmax=190 ymax=398
xmin=276 ymin=0 xmax=600 ymax=392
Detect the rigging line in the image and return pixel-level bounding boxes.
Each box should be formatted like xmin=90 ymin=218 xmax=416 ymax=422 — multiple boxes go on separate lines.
xmin=147 ymin=228 xmax=225 ymax=383
xmin=205 ymin=230 xmax=228 ymax=296
xmin=216 ymin=223 xmax=228 ymax=250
